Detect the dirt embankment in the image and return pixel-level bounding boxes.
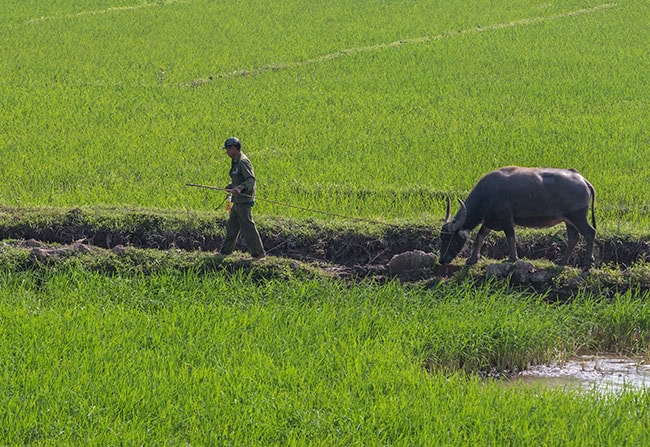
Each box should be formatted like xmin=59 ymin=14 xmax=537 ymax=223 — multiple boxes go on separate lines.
xmin=1 ymin=207 xmax=649 ymax=297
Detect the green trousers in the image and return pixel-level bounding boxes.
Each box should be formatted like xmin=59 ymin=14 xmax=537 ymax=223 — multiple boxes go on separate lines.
xmin=220 ymin=203 xmax=265 ymax=257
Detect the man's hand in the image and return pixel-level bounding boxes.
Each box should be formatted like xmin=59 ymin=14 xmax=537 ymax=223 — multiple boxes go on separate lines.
xmin=232 ymin=186 xmax=243 ymax=195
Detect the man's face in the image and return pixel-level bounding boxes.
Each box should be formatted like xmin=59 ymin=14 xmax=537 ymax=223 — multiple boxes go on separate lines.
xmin=224 ymin=145 xmax=239 ymax=159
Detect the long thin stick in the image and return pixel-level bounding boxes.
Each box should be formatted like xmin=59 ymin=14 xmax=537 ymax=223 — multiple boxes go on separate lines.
xmin=186 ymin=183 xmax=389 ymax=225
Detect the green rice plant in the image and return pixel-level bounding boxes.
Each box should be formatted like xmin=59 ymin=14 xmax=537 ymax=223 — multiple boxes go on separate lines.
xmin=2 ymin=268 xmax=650 ymax=444
xmin=567 ymin=292 xmax=650 ymax=355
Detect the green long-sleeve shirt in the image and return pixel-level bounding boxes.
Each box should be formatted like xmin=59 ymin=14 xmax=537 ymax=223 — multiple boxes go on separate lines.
xmin=226 ymin=152 xmax=257 ymax=203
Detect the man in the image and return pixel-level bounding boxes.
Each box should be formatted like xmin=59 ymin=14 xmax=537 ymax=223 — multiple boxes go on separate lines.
xmin=219 ymin=137 xmax=266 ymax=260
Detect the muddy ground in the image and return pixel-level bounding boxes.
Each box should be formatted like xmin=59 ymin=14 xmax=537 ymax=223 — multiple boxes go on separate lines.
xmin=1 ymin=208 xmax=649 ymax=298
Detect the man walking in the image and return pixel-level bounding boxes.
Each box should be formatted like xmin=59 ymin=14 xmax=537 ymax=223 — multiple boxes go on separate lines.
xmin=219 ymin=137 xmax=266 ymax=260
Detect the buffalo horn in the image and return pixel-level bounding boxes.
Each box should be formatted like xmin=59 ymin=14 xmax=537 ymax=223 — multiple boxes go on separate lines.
xmin=448 ymin=199 xmax=467 ymax=232
xmin=445 ymin=196 xmax=451 ymax=222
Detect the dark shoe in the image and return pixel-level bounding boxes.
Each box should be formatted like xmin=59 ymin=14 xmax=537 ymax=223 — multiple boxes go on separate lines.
xmin=252 ymin=253 xmax=266 ymax=261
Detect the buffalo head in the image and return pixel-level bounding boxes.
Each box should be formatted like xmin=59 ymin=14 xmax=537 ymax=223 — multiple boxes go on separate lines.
xmin=439 ymin=197 xmax=470 ymax=265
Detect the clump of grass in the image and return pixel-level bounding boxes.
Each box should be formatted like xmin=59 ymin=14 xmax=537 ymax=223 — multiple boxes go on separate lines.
xmin=416 ymin=283 xmax=568 ymax=375
xmin=567 ymin=292 xmax=650 ymax=357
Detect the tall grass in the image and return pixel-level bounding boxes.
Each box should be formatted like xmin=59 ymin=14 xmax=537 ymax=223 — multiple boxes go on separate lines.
xmin=0 ymin=1 xmax=648 ymax=230
xmin=1 ymin=269 xmax=649 ymax=444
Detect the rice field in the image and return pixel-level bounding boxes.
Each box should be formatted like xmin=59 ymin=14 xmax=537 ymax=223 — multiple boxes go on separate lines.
xmin=0 ymin=0 xmax=648 ymax=230
xmin=1 ymin=269 xmax=650 ymax=444
xmin=1 ymin=0 xmax=650 ymax=444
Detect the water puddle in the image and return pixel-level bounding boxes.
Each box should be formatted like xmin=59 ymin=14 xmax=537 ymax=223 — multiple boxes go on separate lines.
xmin=509 ymin=355 xmax=650 ymax=393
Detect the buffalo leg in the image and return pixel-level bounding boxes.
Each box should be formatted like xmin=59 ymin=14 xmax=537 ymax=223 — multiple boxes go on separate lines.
xmin=467 ymin=225 xmax=491 ymax=265
xmin=504 ymin=226 xmax=517 ymax=262
xmin=565 ymin=209 xmax=596 ymax=270
xmin=559 ymin=223 xmax=579 ymax=266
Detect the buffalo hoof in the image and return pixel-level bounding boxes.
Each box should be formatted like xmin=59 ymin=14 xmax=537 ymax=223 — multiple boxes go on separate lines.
xmin=581 ymin=256 xmax=595 ymax=272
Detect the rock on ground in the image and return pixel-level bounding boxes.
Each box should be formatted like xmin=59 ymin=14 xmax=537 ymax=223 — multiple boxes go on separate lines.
xmin=388 ymin=250 xmax=436 ymax=274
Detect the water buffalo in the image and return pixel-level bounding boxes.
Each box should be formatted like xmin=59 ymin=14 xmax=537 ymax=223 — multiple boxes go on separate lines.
xmin=439 ymin=166 xmax=596 ymax=269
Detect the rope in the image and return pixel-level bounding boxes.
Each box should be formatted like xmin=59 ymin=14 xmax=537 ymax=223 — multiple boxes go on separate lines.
xmin=186 ymin=183 xmax=391 ymax=226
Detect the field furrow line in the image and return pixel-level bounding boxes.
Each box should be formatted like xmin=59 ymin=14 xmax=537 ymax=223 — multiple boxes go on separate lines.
xmin=23 ymin=0 xmax=191 ymax=25
xmin=186 ymin=3 xmax=617 ymax=87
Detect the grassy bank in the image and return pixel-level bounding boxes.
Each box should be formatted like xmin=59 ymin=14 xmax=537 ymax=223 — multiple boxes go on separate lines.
xmin=1 ymin=205 xmax=648 ymax=273
xmin=1 ymin=205 xmax=649 ymax=300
